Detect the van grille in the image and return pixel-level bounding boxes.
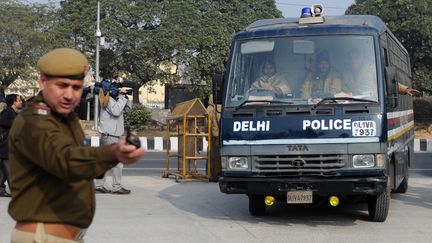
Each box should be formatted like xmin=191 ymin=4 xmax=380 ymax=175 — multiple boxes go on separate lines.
xmin=254 ymin=154 xmax=346 ymax=176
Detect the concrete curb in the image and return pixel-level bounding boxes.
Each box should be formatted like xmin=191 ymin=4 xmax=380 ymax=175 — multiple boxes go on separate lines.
xmin=90 ymin=136 xmax=208 ymax=152
xmin=414 ymin=138 xmax=432 ymax=153
xmin=91 ymin=137 xmax=428 ymax=153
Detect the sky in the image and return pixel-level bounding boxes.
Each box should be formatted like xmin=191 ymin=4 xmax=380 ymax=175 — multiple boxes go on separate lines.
xmin=277 ymin=0 xmax=355 ymax=17
xmin=25 ymin=0 xmax=355 ymax=17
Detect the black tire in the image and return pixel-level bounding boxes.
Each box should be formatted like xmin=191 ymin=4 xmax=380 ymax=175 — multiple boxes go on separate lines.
xmin=248 ymin=195 xmax=266 ymax=216
xmin=368 ymin=181 xmax=390 ymax=222
xmin=394 ymin=175 xmax=408 ymax=193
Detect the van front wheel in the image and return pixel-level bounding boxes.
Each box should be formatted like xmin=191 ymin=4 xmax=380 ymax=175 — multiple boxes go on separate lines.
xmin=368 ymin=183 xmax=390 ymax=222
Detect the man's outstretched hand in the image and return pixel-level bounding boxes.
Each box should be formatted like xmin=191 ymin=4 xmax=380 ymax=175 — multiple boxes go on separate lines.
xmin=110 ymin=137 xmax=145 ymax=164
xmin=405 ymin=87 xmax=420 ymax=96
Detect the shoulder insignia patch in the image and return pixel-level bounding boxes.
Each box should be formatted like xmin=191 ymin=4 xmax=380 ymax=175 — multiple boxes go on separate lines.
xmin=33 ymin=102 xmax=51 ymax=116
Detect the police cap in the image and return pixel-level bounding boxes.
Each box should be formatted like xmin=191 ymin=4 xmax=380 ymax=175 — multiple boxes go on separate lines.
xmin=37 ymin=48 xmax=89 ymax=80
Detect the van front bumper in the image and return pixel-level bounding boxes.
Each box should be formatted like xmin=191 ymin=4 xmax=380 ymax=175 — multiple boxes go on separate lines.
xmin=219 ymin=175 xmax=387 ymax=196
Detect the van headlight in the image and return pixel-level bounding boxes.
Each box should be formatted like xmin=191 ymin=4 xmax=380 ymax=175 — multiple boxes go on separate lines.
xmin=353 ymin=154 xmax=375 ymax=168
xmin=222 ymin=157 xmax=249 ymax=169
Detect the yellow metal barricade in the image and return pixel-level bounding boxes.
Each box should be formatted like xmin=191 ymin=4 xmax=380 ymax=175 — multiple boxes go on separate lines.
xmin=162 ymin=98 xmax=211 ymax=182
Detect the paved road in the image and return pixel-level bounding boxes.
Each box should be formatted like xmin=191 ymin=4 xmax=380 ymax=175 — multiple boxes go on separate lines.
xmin=1 ymin=153 xmax=431 ymax=243
xmin=124 ymin=151 xmax=206 ymax=176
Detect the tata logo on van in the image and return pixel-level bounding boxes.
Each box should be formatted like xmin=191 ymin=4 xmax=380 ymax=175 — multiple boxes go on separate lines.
xmin=233 ymin=121 xmax=270 ymax=132
xmin=287 ymin=145 xmax=309 ymax=151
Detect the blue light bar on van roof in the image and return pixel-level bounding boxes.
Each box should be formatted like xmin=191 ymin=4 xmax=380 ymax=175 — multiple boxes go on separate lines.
xmin=301 ymin=7 xmax=313 ymax=18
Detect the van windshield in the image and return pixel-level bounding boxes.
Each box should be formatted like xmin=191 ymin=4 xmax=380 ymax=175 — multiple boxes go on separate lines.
xmin=225 ymin=35 xmax=378 ymax=107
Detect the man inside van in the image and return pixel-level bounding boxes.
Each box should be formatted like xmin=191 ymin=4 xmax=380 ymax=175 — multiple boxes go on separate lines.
xmin=250 ymin=60 xmax=292 ymax=97
xmin=301 ymin=50 xmax=342 ymax=99
xmin=343 ymin=49 xmax=419 ymax=97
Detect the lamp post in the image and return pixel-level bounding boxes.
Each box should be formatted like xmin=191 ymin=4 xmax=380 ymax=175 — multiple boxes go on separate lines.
xmin=94 ymin=0 xmax=101 ymax=130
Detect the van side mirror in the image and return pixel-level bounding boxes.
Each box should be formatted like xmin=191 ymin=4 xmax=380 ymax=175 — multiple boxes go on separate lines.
xmin=212 ymin=74 xmax=223 ymax=108
xmin=385 ymin=66 xmax=397 ymax=108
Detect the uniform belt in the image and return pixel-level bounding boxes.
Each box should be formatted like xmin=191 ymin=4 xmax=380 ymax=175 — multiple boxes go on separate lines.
xmin=101 ymin=133 xmax=120 ymax=138
xmin=15 ymin=222 xmax=86 ymax=240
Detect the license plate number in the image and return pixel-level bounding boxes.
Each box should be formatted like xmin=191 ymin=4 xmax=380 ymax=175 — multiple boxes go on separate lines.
xmin=352 ymin=120 xmax=376 ymax=137
xmin=287 ymin=191 xmax=313 ymax=204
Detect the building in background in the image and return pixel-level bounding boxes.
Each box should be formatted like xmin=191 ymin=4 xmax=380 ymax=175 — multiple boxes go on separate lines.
xmin=139 ymin=81 xmax=165 ymax=109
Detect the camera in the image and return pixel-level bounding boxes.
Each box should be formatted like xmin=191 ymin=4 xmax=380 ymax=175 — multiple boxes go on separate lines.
xmin=119 ymin=87 xmax=133 ymax=96
xmin=82 ymin=79 xmax=133 ymax=100
xmin=126 ymin=127 xmax=141 ymax=148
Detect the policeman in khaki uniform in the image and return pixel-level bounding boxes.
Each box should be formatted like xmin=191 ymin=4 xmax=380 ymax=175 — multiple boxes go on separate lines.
xmin=398 ymin=83 xmax=419 ymax=96
xmin=301 ymin=50 xmax=342 ymax=99
xmin=342 ymin=48 xmax=419 ymax=97
xmin=250 ymin=60 xmax=292 ymax=97
xmin=8 ymin=48 xmax=145 ymax=242
xmin=206 ymin=95 xmax=221 ymax=181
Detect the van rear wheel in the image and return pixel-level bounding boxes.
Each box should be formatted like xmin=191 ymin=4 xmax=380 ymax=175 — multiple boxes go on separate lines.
xmin=394 ymin=175 xmax=408 ymax=193
xmin=248 ymin=195 xmax=266 ymax=216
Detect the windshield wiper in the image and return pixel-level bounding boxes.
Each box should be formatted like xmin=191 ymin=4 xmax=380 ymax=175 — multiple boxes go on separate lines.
xmin=312 ymin=97 xmax=377 ymax=109
xmin=234 ymin=100 xmax=293 ymax=111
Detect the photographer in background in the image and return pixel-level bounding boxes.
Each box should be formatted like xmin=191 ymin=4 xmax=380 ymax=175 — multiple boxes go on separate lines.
xmin=95 ymin=80 xmax=133 ymax=194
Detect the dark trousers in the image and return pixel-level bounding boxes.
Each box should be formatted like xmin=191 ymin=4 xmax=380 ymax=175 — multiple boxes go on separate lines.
xmin=209 ymin=137 xmax=221 ymax=182
xmin=0 ymin=158 xmax=10 ymax=192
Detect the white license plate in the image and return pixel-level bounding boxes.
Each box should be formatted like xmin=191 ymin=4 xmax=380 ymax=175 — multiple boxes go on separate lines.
xmin=287 ymin=191 xmax=313 ymax=204
xmin=352 ymin=120 xmax=376 ymax=137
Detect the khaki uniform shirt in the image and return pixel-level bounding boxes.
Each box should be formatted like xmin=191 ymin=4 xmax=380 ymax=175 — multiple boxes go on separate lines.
xmin=398 ymin=83 xmax=409 ymax=94
xmin=301 ymin=69 xmax=342 ymax=99
xmin=206 ymin=104 xmax=219 ymax=137
xmin=8 ymin=93 xmax=118 ymax=228
xmin=342 ymin=65 xmax=377 ymax=96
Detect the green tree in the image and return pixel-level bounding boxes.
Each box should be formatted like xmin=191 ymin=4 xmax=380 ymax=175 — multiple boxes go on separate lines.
xmin=154 ymin=0 xmax=282 ymax=96
xmin=57 ymin=0 xmax=167 ymax=88
xmin=0 ymin=0 xmax=60 ymax=96
xmin=124 ymin=104 xmax=152 ymax=131
xmin=56 ymin=0 xmax=282 ymax=97
xmin=346 ymin=0 xmax=432 ymax=93
xmin=158 ymin=0 xmax=281 ymax=94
